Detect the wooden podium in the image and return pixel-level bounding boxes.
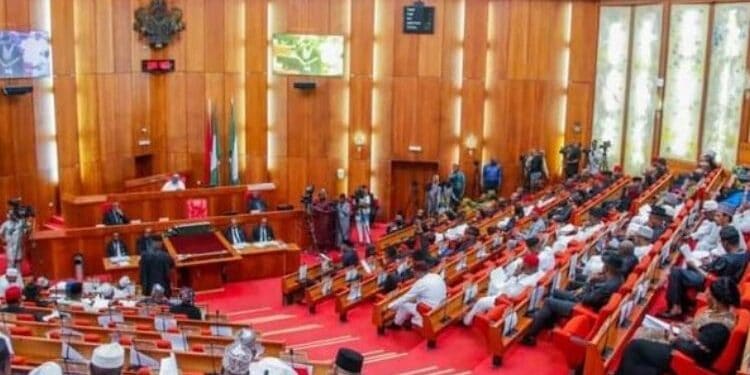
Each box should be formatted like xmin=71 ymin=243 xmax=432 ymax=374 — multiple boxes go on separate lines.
xmin=163 ymin=231 xmax=241 ymax=292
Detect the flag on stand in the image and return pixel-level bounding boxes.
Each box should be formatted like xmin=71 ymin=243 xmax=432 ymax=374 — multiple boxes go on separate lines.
xmin=204 ymin=99 xmax=221 ymax=186
xmin=228 ymin=100 xmax=240 ymax=185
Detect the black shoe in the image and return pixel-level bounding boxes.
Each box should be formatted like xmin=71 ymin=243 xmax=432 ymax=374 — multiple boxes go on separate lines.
xmin=520 ymin=335 xmax=536 ymax=346
xmin=387 ymin=323 xmax=402 ymax=331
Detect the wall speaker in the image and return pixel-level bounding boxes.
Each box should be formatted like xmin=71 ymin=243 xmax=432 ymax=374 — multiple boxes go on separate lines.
xmin=293 ymin=81 xmax=316 ymax=90
xmin=2 ymin=86 xmax=33 ymax=96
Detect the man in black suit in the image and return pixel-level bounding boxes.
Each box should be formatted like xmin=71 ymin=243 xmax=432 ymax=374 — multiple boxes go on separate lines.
xmin=614 ymin=240 xmax=639 ymax=276
xmin=139 ymin=242 xmax=174 ymax=296
xmin=521 ymin=256 xmax=623 ymax=346
xmin=660 ymin=225 xmax=749 ymax=318
xmin=225 ymin=218 xmax=248 ymax=245
xmin=106 ymin=232 xmax=129 ymax=258
xmin=341 ymin=241 xmax=359 ymax=268
xmin=251 ymin=217 xmax=275 ymax=242
xmin=246 ymin=192 xmax=268 ymax=213
xmin=136 ymin=228 xmax=157 ymax=255
xmin=103 ymin=201 xmax=129 ymax=226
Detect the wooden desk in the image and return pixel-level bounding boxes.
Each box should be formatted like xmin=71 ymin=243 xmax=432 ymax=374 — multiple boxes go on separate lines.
xmin=102 ymin=256 xmax=140 ymax=283
xmin=226 ymin=243 xmax=301 ymax=281
xmin=124 ymin=170 xmax=192 ymax=192
xmin=30 ymin=210 xmax=306 ymax=280
xmin=62 ymin=183 xmax=279 ymax=228
xmin=165 ymin=231 xmax=242 ymax=291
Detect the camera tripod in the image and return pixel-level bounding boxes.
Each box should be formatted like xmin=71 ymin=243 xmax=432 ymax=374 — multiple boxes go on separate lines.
xmin=303 ymin=203 xmax=320 ymax=254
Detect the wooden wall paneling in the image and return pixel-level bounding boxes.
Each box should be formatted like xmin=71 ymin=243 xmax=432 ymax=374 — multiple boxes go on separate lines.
xmin=111 ymin=0 xmax=132 ymax=73
xmin=348 ymin=76 xmax=372 ymax=192
xmin=245 ymin=0 xmax=267 ymax=74
xmin=224 ymin=0 xmax=245 ymax=74
xmin=5 ymin=0 xmax=30 ymax=28
xmin=527 ymin=1 xmax=555 ymax=81
xmin=459 ymin=79 xmax=486 ymax=194
xmin=130 ymin=74 xmax=150 ymax=157
xmin=350 ymin=0 xmax=374 ymax=76
xmin=148 ymin=75 xmax=168 ymax=175
xmin=569 ymin=1 xmax=599 ymax=83
xmin=76 ymin=74 xmax=102 ymax=193
xmin=462 ymin=0 xmax=488 ymax=80
xmin=391 ymin=77 xmax=418 ymax=160
xmin=0 ymin=96 xmax=12 ymax=178
xmin=0 ymin=0 xmax=6 ymax=28
xmin=487 ymin=0 xmax=511 ymax=82
xmin=565 ymin=82 xmax=593 ymax=146
xmin=96 ymin=75 xmax=123 ymax=192
xmin=308 ymin=80 xmax=332 ymax=159
xmin=184 ymin=72 xmax=207 ymax=184
xmin=286 ymin=80 xmax=312 ymax=159
xmin=507 ymin=0 xmax=531 ymax=80
xmin=53 ymin=76 xmax=81 ymax=197
xmin=285 ymin=157 xmax=308 ymax=204
xmin=166 ymin=72 xmax=189 ymax=173
xmin=204 ymin=0 xmax=226 ymax=73
xmin=327 ymin=78 xmax=348 ymax=194
xmin=224 ymin=72 xmax=246 ymax=181
xmin=392 ymin=0 xmax=419 ymax=77
xmin=129 ymin=0 xmax=152 ymax=72
xmin=416 ymin=77 xmax=442 ymax=161
xmin=51 ymin=0 xmax=75 ymax=76
xmin=417 ymin=0 xmax=444 ymax=78
xmin=245 ymin=72 xmax=267 ymax=182
xmin=73 ymin=0 xmax=97 ymax=74
xmin=94 ymin=0 xmax=114 ymax=73
xmin=205 ymin=73 xmax=226 ymax=183
xmin=184 ymin=0 xmax=206 ymax=72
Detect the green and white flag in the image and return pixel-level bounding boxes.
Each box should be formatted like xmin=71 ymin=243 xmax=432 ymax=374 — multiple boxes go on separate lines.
xmin=228 ymin=100 xmax=240 ymax=185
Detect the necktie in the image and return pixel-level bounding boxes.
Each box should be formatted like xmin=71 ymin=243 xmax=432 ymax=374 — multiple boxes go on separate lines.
xmin=116 ymin=242 xmax=122 ymax=257
xmin=261 ymin=228 xmax=266 ymax=242
xmin=233 ymin=228 xmax=240 ymax=244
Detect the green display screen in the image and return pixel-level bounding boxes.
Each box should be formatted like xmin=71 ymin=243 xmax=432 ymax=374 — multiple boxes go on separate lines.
xmin=272 ymin=33 xmax=345 ymax=76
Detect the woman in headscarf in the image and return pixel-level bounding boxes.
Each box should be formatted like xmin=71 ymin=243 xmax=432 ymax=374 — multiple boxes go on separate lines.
xmin=616 ymin=277 xmax=739 ymax=375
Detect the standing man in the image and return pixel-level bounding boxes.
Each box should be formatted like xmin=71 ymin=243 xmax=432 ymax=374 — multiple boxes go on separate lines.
xmin=336 ymin=194 xmax=352 ymax=246
xmin=1 ymin=211 xmax=27 ymax=268
xmin=426 ymin=175 xmax=442 ymax=217
xmin=252 ymin=217 xmax=276 ymax=242
xmin=482 ymin=159 xmax=502 ymax=194
xmin=563 ymin=143 xmax=582 ymax=179
xmin=136 ymin=228 xmax=156 ymax=255
xmin=354 ymin=186 xmax=372 ymax=244
xmin=139 ymin=242 xmax=174 ymax=296
xmin=103 ymin=202 xmax=129 ymax=226
xmin=449 ymin=163 xmax=466 ymax=206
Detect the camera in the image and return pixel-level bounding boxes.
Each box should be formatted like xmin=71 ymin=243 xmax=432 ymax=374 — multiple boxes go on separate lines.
xmin=600 ymin=140 xmax=611 ymax=150
xmin=300 ymin=185 xmax=315 ymax=206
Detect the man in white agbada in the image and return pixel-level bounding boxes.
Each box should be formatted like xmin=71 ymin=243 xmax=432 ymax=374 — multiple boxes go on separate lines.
xmin=29 ymin=361 xmax=63 ymax=375
xmin=388 ymin=261 xmax=446 ymax=328
xmin=463 ymin=253 xmax=543 ymax=325
xmin=161 ymin=174 xmax=186 ymax=192
xmin=688 ymin=200 xmax=719 ymax=252
xmin=249 ymin=357 xmax=296 ymax=375
xmin=0 ymin=268 xmax=23 ymax=296
xmin=113 ymin=276 xmax=135 ymax=300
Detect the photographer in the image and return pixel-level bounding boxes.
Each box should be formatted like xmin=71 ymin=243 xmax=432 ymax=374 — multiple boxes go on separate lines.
xmin=2 ymin=200 xmax=32 ymax=269
xmin=561 ymin=143 xmax=582 ymax=179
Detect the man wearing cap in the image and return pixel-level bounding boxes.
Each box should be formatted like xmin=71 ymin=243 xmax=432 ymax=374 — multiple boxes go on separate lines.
xmin=463 ymin=253 xmax=543 ymax=325
xmin=0 ymin=285 xmax=42 ymax=320
xmin=630 ymin=225 xmax=654 ymax=260
xmin=388 ymin=261 xmax=447 ymax=328
xmin=235 ymin=329 xmax=264 ymax=360
xmin=647 ymin=205 xmax=670 ymax=241
xmin=169 ymin=287 xmax=202 ymax=320
xmin=161 ymin=173 xmax=186 ymax=192
xmin=522 ymin=256 xmax=623 ymax=346
xmin=113 ymin=276 xmax=134 ymax=300
xmin=29 ymin=361 xmax=63 ymax=375
xmin=90 ymin=342 xmax=125 ymax=375
xmin=688 ymin=200 xmax=720 ymax=253
xmin=332 ymin=347 xmax=364 ymax=375
xmin=0 ymin=267 xmax=23 ymax=296
xmin=660 ymin=225 xmax=749 ymax=319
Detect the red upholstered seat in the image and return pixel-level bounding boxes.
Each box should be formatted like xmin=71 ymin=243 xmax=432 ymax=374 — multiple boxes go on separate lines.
xmin=15 ymin=313 xmax=35 ymax=322
xmin=119 ymin=336 xmax=133 ymax=346
xmin=137 ymin=367 xmax=152 ymax=375
xmin=553 ymin=314 xmax=595 ymax=370
xmin=670 ymin=308 xmax=750 ymax=375
xmin=49 ymin=331 xmax=61 ymax=339
xmin=11 ymin=355 xmax=27 ymax=365
xmin=74 ymin=319 xmax=94 ymax=327
xmin=619 ymin=273 xmax=638 ymax=294
xmin=10 ymin=326 xmax=32 ymax=336
xmin=474 ymin=303 xmax=509 ymax=337
xmin=572 ymin=293 xmax=622 ymax=333
xmin=136 ymin=323 xmax=154 ymax=332
xmin=84 ymin=333 xmax=101 ymax=343
xmin=156 ymin=339 xmax=172 ymax=349
xmin=191 ymin=343 xmax=205 ymax=353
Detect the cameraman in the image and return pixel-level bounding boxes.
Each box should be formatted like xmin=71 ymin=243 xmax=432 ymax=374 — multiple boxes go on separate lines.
xmin=562 ymin=143 xmax=582 ymax=179
xmin=1 ymin=210 xmax=29 ymax=269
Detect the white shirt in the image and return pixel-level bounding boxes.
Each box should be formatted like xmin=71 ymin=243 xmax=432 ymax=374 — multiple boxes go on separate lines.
xmin=496 ymin=271 xmax=545 ymax=298
xmin=388 ymin=273 xmax=447 ymax=310
xmin=538 ymin=248 xmax=556 ymax=273
xmin=0 ymin=276 xmax=23 ymax=296
xmin=693 ymin=220 xmax=719 ymax=253
xmin=249 ymin=357 xmax=296 ymax=375
xmin=161 ymin=180 xmax=186 ymax=192
xmin=635 ymin=244 xmax=652 ymax=260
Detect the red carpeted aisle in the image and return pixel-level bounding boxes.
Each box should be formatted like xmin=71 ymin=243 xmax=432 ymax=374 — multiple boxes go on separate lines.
xmin=197 ymin=224 xmax=569 ymax=374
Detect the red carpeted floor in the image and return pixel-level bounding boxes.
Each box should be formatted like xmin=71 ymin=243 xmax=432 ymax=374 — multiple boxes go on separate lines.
xmin=196 ymin=224 xmax=569 ymax=374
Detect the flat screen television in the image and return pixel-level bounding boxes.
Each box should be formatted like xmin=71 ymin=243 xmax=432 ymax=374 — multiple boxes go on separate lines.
xmin=272 ymin=33 xmax=345 ymax=76
xmin=0 ymin=30 xmax=51 ymax=79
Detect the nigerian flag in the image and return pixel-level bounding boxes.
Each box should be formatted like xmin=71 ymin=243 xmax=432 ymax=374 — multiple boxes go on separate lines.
xmin=228 ymin=100 xmax=240 ymax=185
xmin=209 ymin=101 xmax=221 ymax=186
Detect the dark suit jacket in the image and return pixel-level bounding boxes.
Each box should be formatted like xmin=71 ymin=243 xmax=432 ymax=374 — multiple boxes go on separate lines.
xmin=224 ymin=225 xmax=249 ymax=244
xmin=169 ymin=303 xmax=203 ymax=320
xmin=139 ymin=250 xmax=175 ymax=296
xmin=103 ymin=209 xmax=129 ymax=226
xmin=251 ymin=225 xmax=275 ymax=242
xmin=341 ymin=248 xmax=360 ymax=268
xmin=247 ymin=198 xmax=268 ymax=212
xmin=579 ymin=275 xmax=623 ymax=311
xmin=136 ymin=235 xmax=157 ymax=255
xmin=106 ymin=239 xmax=130 ymax=258
xmin=706 ymin=251 xmax=749 ymax=282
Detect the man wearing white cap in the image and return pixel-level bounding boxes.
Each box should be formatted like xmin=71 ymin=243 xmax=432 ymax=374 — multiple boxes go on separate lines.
xmin=113 ymin=276 xmax=134 ymax=300
xmin=29 ymin=361 xmax=63 ymax=375
xmin=0 ymin=267 xmax=23 ymax=296
xmin=630 ymin=225 xmax=653 ymax=260
xmin=221 ymin=342 xmax=252 ymax=375
xmin=249 ymin=357 xmax=296 ymax=375
xmin=715 ymin=202 xmax=747 ymax=253
xmin=90 ymin=343 xmax=124 ymax=375
xmin=689 ymin=200 xmax=719 ymax=253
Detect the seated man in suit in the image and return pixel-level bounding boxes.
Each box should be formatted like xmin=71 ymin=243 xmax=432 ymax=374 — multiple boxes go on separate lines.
xmin=103 ymin=201 xmax=129 ymax=226
xmin=521 ymin=256 xmax=623 ymax=346
xmin=136 ymin=227 xmax=157 ymax=255
xmin=252 ymin=217 xmax=275 ymax=242
xmin=106 ymin=232 xmax=129 ymax=258
xmin=246 ymin=191 xmax=268 ymax=213
xmin=341 ymin=241 xmax=360 ymax=268
xmin=225 ymin=218 xmax=249 ymax=247
xmin=169 ymin=287 xmax=202 ymax=320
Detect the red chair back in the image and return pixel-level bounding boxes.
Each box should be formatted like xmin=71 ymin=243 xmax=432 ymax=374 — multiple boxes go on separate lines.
xmin=593 ymin=293 xmax=622 ymax=330
xmin=712 ymin=309 xmax=750 ymax=374
xmin=186 ymin=199 xmax=208 ymax=219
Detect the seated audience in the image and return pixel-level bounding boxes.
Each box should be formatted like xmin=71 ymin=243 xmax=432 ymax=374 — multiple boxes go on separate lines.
xmin=140 ymin=284 xmax=170 ymax=305
xmin=0 ymin=285 xmax=42 ymax=320
xmin=0 ymin=268 xmax=23 ymax=296
xmin=169 ymin=287 xmax=202 ymax=320
xmin=106 ymin=232 xmax=129 ymax=258
xmin=161 ymin=173 xmax=186 ymax=192
xmin=247 ymin=191 xmax=268 ymax=213
xmin=521 ymin=256 xmax=623 ymax=346
xmin=225 ymin=217 xmax=249 ymax=246
xmin=617 ymin=277 xmax=739 ymax=375
xmin=136 ymin=227 xmax=157 ymax=255
xmin=660 ymin=225 xmax=749 ymax=319
xmin=388 ymin=261 xmax=447 ymax=328
xmin=252 ymin=217 xmax=275 ymax=242
xmin=113 ymin=276 xmax=134 ymax=299
xmin=103 ymin=201 xmax=129 ymax=226
xmin=341 ymin=241 xmax=359 ymax=268
xmin=222 ymin=341 xmax=253 ymax=375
